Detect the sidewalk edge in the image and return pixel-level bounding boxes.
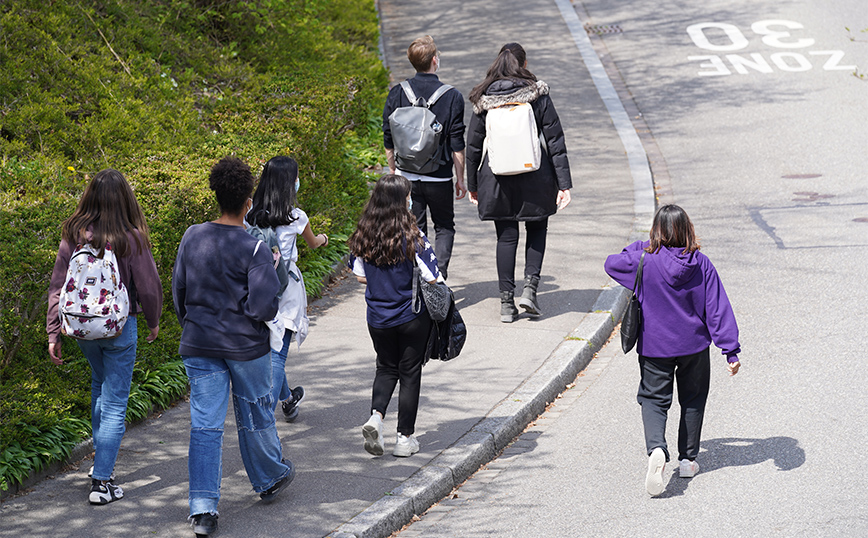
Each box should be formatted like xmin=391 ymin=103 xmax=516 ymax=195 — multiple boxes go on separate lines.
xmin=326 ymin=286 xmax=629 ymax=538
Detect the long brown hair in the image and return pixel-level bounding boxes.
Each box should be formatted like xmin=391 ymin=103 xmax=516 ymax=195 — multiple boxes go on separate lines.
xmin=348 ymin=174 xmax=422 ymax=266
xmin=61 ymin=169 xmax=150 ymax=257
xmin=468 ymin=42 xmax=537 ymax=104
xmin=646 ymin=204 xmax=700 ymax=254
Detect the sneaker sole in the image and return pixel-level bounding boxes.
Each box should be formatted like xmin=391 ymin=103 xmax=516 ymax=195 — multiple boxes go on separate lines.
xmin=362 ymin=424 xmax=384 ymax=456
xmin=646 ymin=449 xmax=666 ymax=496
xmin=191 ymin=517 xmax=218 ymax=536
xmin=500 ymin=313 xmax=518 ymax=323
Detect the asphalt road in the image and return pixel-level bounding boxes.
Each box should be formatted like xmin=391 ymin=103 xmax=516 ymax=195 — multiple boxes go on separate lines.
xmin=397 ymin=0 xmax=868 ymax=536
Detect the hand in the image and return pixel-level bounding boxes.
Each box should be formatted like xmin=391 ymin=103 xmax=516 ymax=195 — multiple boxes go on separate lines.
xmin=454 ymin=178 xmax=467 ymax=200
xmin=319 ymin=233 xmax=329 ymax=248
xmin=727 ymin=360 xmax=740 ymax=376
xmin=556 ymin=189 xmax=571 ymax=211
xmin=468 ymin=191 xmax=479 ymax=206
xmin=48 ymin=342 xmax=63 ymax=365
xmin=145 ymin=325 xmax=160 ymax=343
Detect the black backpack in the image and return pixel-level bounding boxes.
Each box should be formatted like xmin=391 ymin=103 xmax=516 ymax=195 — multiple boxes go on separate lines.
xmin=388 ymin=81 xmax=454 ymax=174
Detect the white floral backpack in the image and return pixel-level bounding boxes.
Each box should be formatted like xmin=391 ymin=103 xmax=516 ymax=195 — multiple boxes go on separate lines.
xmin=59 ymin=242 xmax=130 ymax=339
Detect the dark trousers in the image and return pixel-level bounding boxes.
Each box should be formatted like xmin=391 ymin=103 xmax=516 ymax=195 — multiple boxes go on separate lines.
xmin=637 ymin=347 xmax=710 ymax=462
xmin=368 ymin=314 xmax=432 ymax=436
xmin=411 ymin=180 xmax=455 ymax=277
xmin=494 ymin=219 xmax=548 ymax=292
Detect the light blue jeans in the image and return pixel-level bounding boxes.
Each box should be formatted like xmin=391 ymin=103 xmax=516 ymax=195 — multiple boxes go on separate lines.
xmin=183 ymin=353 xmax=290 ymax=517
xmin=271 ymin=329 xmax=296 ymax=405
xmin=76 ymin=315 xmax=138 ymax=482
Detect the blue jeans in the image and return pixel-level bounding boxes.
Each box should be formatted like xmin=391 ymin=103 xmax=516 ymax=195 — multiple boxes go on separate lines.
xmin=271 ymin=330 xmax=296 ymax=405
xmin=76 ymin=315 xmax=138 ymax=482
xmin=183 ymin=353 xmax=291 ymax=516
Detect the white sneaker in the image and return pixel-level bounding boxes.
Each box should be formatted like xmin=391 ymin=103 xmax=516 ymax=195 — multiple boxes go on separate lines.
xmin=393 ymin=433 xmax=420 ymax=457
xmin=362 ymin=413 xmax=384 ymax=456
xmin=679 ymin=459 xmax=699 ymax=478
xmin=645 ymin=448 xmax=666 ymax=496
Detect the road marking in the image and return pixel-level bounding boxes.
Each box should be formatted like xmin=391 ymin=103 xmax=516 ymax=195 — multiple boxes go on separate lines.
xmin=553 ymin=0 xmax=656 ymax=224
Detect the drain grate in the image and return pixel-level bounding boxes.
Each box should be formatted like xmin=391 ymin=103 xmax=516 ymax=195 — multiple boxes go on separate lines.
xmin=584 ymin=23 xmax=623 ymax=35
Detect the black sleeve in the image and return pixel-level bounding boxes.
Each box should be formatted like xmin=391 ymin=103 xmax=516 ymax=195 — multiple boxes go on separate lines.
xmin=447 ymin=91 xmax=466 ymax=153
xmin=536 ymin=95 xmax=573 ymax=190
xmin=466 ymin=111 xmax=486 ymax=191
xmin=383 ymin=85 xmax=404 ymax=150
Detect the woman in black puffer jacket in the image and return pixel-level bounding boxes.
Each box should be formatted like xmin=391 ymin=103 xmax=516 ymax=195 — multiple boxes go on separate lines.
xmin=467 ymin=42 xmax=573 ymax=323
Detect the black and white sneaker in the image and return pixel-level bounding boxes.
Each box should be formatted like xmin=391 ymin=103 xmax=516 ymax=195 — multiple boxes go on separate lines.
xmin=281 ymin=387 xmax=305 ymax=423
xmin=89 ymin=478 xmax=123 ymax=505
xmin=259 ymin=459 xmax=296 ymax=503
xmin=190 ymin=512 xmax=218 ymax=536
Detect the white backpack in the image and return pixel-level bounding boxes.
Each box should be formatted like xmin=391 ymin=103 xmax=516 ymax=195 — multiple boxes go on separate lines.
xmin=59 ymin=242 xmax=130 ymax=340
xmin=485 ymin=102 xmax=541 ymax=176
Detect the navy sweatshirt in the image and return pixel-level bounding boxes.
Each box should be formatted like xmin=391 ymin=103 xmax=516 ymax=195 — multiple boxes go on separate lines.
xmin=172 ymin=222 xmax=279 ymax=361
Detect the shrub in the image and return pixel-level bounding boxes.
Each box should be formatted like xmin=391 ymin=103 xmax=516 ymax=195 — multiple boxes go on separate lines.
xmin=0 ymin=0 xmax=388 ymax=491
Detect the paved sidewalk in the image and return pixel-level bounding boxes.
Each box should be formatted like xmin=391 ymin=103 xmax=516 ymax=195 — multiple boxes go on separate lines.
xmin=0 ymin=1 xmax=641 ymax=537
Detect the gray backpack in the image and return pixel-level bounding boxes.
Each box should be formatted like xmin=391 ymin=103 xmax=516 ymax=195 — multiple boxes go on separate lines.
xmin=388 ymin=81 xmax=454 ymax=175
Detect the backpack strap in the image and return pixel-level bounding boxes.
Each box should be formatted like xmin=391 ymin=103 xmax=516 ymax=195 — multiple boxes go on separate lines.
xmin=426 ymin=84 xmax=454 ymax=107
xmin=399 ymin=80 xmax=419 ymax=105
xmin=399 ymin=80 xmax=453 ymax=108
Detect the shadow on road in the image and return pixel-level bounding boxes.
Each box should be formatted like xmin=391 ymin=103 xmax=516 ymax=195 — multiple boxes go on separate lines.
xmin=658 ymin=436 xmax=806 ymax=498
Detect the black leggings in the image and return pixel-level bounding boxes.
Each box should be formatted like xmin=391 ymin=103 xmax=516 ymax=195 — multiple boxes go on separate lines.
xmin=494 ymin=219 xmax=548 ymax=292
xmin=368 ymin=314 xmax=431 ymax=436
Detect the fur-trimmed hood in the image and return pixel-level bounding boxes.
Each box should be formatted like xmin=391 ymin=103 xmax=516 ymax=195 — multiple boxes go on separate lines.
xmin=473 ymin=80 xmax=550 ymax=114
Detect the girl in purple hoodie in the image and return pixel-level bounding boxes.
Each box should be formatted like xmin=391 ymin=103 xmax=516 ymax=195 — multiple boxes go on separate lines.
xmin=604 ymin=205 xmax=741 ymax=496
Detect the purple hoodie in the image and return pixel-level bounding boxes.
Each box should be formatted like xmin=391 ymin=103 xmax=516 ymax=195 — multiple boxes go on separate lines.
xmin=604 ymin=240 xmax=740 ymax=362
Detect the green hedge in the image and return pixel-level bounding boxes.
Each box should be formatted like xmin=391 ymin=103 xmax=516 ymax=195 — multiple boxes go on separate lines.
xmin=0 ymin=0 xmax=388 ymax=491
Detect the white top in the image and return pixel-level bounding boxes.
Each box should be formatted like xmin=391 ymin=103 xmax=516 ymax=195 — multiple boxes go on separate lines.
xmin=396 ymin=168 xmax=452 ymax=182
xmin=265 ymin=208 xmax=311 ymax=350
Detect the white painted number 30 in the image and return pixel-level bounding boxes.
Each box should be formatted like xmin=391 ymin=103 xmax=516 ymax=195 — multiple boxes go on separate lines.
xmin=686 ymin=20 xmax=854 ymax=76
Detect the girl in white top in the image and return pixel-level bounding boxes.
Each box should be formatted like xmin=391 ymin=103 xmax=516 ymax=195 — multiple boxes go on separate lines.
xmin=249 ymin=156 xmax=328 ymax=422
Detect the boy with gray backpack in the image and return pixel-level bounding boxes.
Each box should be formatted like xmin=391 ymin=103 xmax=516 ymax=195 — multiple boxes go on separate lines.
xmin=383 ymin=35 xmax=466 ymax=280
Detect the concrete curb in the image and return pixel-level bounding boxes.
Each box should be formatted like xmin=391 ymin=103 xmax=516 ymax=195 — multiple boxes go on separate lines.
xmin=326 ymin=286 xmax=630 ymax=538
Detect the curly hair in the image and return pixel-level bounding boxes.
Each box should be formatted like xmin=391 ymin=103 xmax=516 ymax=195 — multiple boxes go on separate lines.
xmin=646 ymin=204 xmax=700 ymax=254
xmin=209 ymin=156 xmax=254 ymax=215
xmin=249 ymin=156 xmax=299 ymax=228
xmin=348 ymin=174 xmax=422 ymax=266
xmin=61 ymin=168 xmax=150 ymax=257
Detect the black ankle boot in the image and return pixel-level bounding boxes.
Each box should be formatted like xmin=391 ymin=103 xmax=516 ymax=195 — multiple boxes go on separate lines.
xmin=500 ymin=290 xmax=518 ymax=323
xmin=518 ymin=275 xmax=540 ymax=316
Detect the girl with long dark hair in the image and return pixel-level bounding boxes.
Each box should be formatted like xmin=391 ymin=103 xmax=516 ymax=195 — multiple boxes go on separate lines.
xmin=248 ymin=156 xmax=328 ymax=423
xmin=605 ymin=204 xmax=741 ymax=496
xmin=466 ymin=42 xmax=573 ymax=323
xmin=348 ymin=174 xmax=440 ymax=457
xmin=47 ymin=169 xmax=163 ymax=505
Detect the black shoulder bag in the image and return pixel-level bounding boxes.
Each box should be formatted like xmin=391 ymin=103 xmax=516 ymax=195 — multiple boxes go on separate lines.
xmin=620 ymin=251 xmax=646 ymax=354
